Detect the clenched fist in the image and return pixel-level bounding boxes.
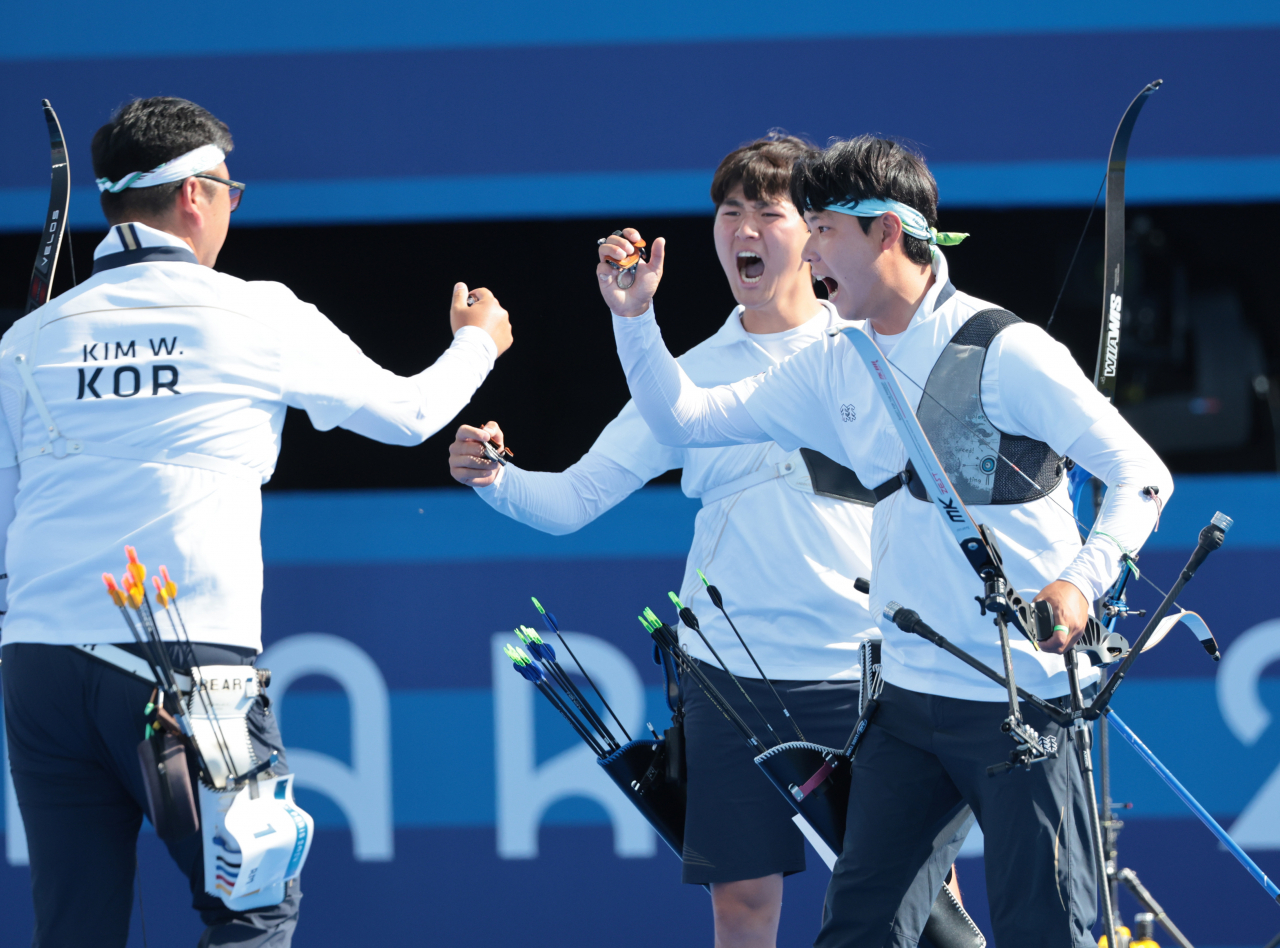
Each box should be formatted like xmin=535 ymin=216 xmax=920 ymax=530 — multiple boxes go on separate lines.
xmin=451 ymin=284 xmax=513 ymax=355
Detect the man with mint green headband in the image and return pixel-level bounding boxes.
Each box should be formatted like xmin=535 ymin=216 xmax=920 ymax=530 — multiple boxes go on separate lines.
xmin=607 ymin=135 xmax=1172 ymax=946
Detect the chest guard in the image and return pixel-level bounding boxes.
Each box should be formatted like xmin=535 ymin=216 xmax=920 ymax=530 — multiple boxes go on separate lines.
xmin=915 ymin=309 xmax=1064 ymax=505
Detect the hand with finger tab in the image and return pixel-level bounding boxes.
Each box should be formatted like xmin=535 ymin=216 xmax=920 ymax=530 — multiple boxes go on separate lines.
xmin=596 ymin=227 xmax=666 ymax=319
xmin=1034 ymin=580 xmax=1091 ymax=654
xmin=449 ymin=421 xmax=508 ymax=488
xmin=451 ymin=283 xmax=514 ymax=355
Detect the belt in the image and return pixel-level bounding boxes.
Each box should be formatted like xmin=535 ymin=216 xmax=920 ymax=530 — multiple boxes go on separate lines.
xmin=75 ymin=643 xmax=193 ymax=692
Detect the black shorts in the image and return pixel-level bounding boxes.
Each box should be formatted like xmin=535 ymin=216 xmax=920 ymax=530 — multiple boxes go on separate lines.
xmin=681 ymin=661 xmax=860 ymax=885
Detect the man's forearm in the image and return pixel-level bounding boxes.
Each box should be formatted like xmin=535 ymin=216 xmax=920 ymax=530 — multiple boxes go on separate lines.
xmin=1057 ymin=416 xmax=1174 ymax=602
xmin=342 ymin=327 xmax=497 ymax=445
xmin=476 ymin=453 xmax=644 ymax=536
xmin=613 ymin=306 xmax=766 ymax=448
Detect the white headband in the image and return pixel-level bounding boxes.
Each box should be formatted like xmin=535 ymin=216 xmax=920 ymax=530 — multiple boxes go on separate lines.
xmin=95 ymin=144 xmax=226 ymax=194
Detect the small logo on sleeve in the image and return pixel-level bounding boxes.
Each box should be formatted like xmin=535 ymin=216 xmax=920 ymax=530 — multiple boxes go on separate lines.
xmin=840 ymin=404 xmax=857 ymax=422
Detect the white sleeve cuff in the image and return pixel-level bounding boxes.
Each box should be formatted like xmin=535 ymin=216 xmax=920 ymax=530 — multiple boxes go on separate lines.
xmin=452 ymin=325 xmax=498 ymax=369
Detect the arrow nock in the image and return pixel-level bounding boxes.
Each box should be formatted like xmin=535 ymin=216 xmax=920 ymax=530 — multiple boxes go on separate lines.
xmin=695 ymin=569 xmax=724 ymax=609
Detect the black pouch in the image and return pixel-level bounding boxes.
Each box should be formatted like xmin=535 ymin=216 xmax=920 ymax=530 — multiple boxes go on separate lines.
xmin=137 ymin=730 xmax=201 ymax=842
xmin=663 ymin=716 xmax=686 ymax=785
xmin=922 ymin=877 xmax=988 ymax=948
xmin=653 ymin=641 xmax=688 ymax=786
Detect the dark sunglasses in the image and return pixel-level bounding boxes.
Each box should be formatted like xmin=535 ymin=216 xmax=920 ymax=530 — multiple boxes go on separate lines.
xmin=192 ymin=173 xmax=246 ymax=212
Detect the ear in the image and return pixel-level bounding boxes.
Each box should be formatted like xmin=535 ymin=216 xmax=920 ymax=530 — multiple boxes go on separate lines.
xmin=173 ymin=177 xmax=206 ymax=221
xmin=879 ymin=212 xmax=904 ymax=251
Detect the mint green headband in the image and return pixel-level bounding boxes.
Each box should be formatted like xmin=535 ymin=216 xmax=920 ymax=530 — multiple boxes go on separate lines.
xmin=825 ymin=197 xmax=968 ymax=247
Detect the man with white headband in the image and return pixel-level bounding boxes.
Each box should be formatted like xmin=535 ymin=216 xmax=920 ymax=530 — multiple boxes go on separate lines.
xmin=0 ymin=96 xmax=512 ymax=947
xmin=606 ymin=135 xmax=1172 ymax=946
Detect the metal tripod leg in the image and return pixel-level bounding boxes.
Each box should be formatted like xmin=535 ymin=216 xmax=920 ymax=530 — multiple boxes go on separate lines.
xmin=1076 ymin=723 xmax=1119 ymax=948
xmin=1116 ymin=868 xmax=1194 ymax=948
xmin=1067 ymin=650 xmax=1118 ymax=948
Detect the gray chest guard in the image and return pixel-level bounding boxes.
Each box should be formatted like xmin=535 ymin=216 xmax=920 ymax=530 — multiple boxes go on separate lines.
xmin=913 ymin=309 xmax=1064 ymax=505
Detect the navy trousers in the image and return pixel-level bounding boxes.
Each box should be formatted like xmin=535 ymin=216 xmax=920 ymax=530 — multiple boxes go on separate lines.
xmin=815 ymin=681 xmax=1098 ymax=948
xmin=2 ymin=642 xmax=300 ymax=948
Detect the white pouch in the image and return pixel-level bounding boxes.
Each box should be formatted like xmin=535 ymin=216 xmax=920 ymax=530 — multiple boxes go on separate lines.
xmin=201 ymin=774 xmax=314 ymax=911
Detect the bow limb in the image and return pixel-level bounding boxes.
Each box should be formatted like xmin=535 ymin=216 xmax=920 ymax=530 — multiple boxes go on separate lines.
xmin=25 ymin=100 xmax=71 ymax=315
xmin=1093 ymin=79 xmax=1162 ymax=401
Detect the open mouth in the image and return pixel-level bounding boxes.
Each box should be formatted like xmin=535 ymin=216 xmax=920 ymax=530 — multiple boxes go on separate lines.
xmin=817 ymin=275 xmax=839 ymax=300
xmin=736 ymin=251 xmax=765 ymax=284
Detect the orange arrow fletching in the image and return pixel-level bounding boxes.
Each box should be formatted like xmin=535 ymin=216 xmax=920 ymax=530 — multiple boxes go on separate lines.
xmin=159 ymin=565 xmax=177 ymax=599
xmin=103 ymin=573 xmax=125 ymax=607
xmin=124 ymin=545 xmax=146 ymax=584
xmin=152 ymin=576 xmax=169 ymax=608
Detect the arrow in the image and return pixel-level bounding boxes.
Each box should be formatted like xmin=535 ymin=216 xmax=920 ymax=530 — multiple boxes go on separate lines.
xmin=505 ymin=643 xmax=607 ymax=757
xmin=695 ymin=571 xmax=805 ymax=741
xmin=530 ymin=597 xmax=631 ymax=742
xmin=516 ymin=625 xmax=619 ymax=751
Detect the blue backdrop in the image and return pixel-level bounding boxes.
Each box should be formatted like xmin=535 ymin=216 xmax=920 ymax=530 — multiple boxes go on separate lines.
xmin=1 ymin=2 xmax=1279 ymax=230
xmin=3 ymin=476 xmax=1280 ymax=947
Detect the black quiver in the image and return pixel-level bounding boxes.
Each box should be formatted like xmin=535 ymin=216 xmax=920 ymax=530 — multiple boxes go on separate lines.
xmin=753 ymin=742 xmax=851 ymax=854
xmin=597 ymin=739 xmax=688 ymax=859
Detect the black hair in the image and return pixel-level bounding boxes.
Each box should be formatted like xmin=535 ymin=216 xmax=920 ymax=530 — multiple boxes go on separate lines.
xmin=710 ymin=131 xmax=819 ymax=207
xmin=91 ymin=97 xmax=234 ymax=223
xmin=790 ymin=136 xmax=938 ymax=266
